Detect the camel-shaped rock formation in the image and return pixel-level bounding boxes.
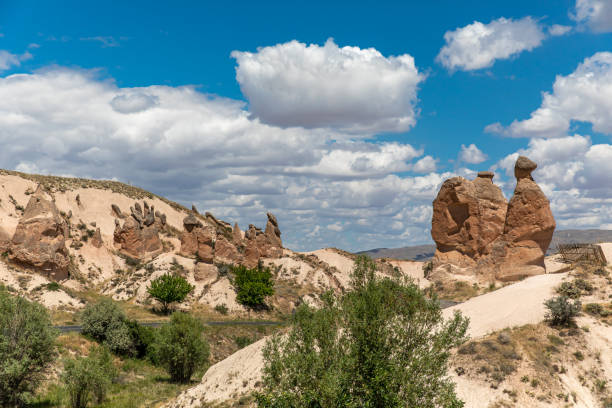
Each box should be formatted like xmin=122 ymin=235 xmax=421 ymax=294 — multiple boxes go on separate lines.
xmin=431 ymin=156 xmax=555 ymax=281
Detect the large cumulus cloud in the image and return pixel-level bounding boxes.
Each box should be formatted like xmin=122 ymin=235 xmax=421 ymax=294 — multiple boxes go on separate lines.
xmin=487 ymin=52 xmax=612 ymax=138
xmin=231 ymin=39 xmax=425 ymax=133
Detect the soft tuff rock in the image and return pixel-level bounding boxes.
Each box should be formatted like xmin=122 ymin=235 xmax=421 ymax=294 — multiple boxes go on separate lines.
xmin=495 ymin=158 xmax=555 ymax=281
xmin=8 ymin=186 xmax=70 ymax=280
xmin=431 ymin=156 xmax=555 ymax=281
xmin=113 ymin=202 xmax=164 ymax=259
xmin=91 ymin=227 xmax=103 ymax=248
xmin=431 ymin=172 xmax=507 ymax=268
xmin=179 ymin=214 xmax=215 ymax=263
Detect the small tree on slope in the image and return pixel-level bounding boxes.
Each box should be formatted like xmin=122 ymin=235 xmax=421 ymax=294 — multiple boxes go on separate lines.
xmin=256 ymin=256 xmax=469 ymax=408
xmin=147 ymin=273 xmax=194 ymax=314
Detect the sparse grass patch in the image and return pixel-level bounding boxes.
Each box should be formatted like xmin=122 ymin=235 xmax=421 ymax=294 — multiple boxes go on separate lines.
xmin=430 ymin=279 xmax=479 ymax=302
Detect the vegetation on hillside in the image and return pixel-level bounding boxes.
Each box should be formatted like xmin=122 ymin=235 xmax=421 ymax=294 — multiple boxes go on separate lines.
xmin=231 ymin=263 xmax=275 ymax=309
xmin=0 ymin=285 xmax=58 ymax=406
xmin=147 ymin=273 xmax=194 ymax=314
xmin=152 ymin=312 xmax=210 ymax=383
xmin=256 ymin=256 xmax=469 ymax=408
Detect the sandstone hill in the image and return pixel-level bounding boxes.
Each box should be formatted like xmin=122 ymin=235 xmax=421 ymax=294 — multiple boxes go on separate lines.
xmin=0 ymin=169 xmax=425 ymax=316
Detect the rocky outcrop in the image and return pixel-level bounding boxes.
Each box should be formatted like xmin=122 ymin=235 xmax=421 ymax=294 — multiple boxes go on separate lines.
xmin=495 ymin=157 xmax=556 ymax=281
xmin=232 ymin=223 xmax=243 ymax=244
xmin=179 ymin=214 xmax=215 ymax=263
xmin=265 ymin=212 xmax=282 ymax=248
xmin=243 ymin=213 xmax=283 ymax=267
xmin=431 ymin=156 xmax=555 ymax=281
xmin=91 ymin=227 xmax=103 ymax=248
xmin=8 ymin=186 xmax=70 ymax=280
xmin=113 ymin=202 xmax=164 ymax=259
xmin=177 ymin=211 xmax=283 ymax=268
xmin=431 ymin=172 xmax=507 ymax=268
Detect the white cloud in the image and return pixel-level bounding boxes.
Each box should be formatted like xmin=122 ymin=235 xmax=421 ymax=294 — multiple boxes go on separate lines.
xmin=0 ymin=67 xmax=443 ymax=251
xmin=231 ymin=39 xmax=425 ymax=133
xmin=489 ymin=52 xmax=612 ymax=138
xmin=111 ymin=93 xmax=159 ymax=114
xmin=0 ymin=50 xmax=32 ymax=72
xmin=436 ymin=17 xmax=546 ymax=71
xmin=458 ymin=143 xmax=487 ymax=164
xmin=572 ymin=0 xmax=612 ymax=33
xmin=495 ymin=135 xmax=612 ymax=229
xmin=283 ymin=142 xmax=423 ymax=178
xmin=412 ymin=155 xmax=437 ymax=173
xmin=548 ymin=24 xmax=573 ymax=36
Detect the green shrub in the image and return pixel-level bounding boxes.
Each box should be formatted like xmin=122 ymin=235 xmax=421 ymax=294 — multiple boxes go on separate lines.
xmin=126 ymin=320 xmax=156 ymax=360
xmin=0 ymin=286 xmax=58 ymax=406
xmin=574 ymin=278 xmax=593 ymax=294
xmin=556 ymin=282 xmax=581 ymax=299
xmin=214 ymin=303 xmax=229 ymax=315
xmin=46 ymin=281 xmax=61 ymax=291
xmin=255 ymin=256 xmax=469 ymax=408
xmin=147 ymin=273 xmax=194 ymax=314
xmin=584 ymin=303 xmax=604 ymax=316
xmin=232 ymin=264 xmax=274 ymax=309
xmin=153 ymin=312 xmax=209 ymax=383
xmin=63 ymin=346 xmax=117 ymax=408
xmin=234 ymin=336 xmax=254 ymax=349
xmin=81 ymin=298 xmax=134 ymax=356
xmin=545 ymin=296 xmax=581 ymax=326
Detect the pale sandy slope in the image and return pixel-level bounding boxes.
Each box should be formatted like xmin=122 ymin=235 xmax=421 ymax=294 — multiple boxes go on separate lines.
xmin=167 ymin=271 xmax=570 ymax=407
xmin=443 ymin=272 xmax=568 ymax=338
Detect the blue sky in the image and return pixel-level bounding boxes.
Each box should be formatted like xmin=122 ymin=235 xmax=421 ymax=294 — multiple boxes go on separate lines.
xmin=1 ymin=0 xmax=612 ymax=251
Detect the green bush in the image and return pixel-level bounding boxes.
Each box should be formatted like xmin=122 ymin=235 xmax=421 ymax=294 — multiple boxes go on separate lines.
xmin=63 ymin=346 xmax=117 ymax=408
xmin=0 ymin=286 xmax=58 ymax=406
xmin=81 ymin=298 xmax=135 ymax=355
xmin=584 ymin=303 xmax=605 ymax=316
xmin=214 ymin=303 xmax=229 ymax=315
xmin=232 ymin=264 xmax=274 ymax=309
xmin=46 ymin=281 xmax=61 ymax=291
xmin=556 ymin=282 xmax=581 ymax=299
xmin=147 ymin=273 xmax=194 ymax=314
xmin=126 ymin=320 xmax=156 ymax=359
xmin=557 ymin=278 xmax=594 ymax=299
xmin=234 ymin=336 xmax=254 ymax=349
xmin=153 ymin=312 xmax=209 ymax=383
xmin=545 ymin=296 xmax=581 ymax=326
xmin=255 ymin=256 xmax=469 ymax=408
xmin=80 ymin=298 xmax=156 ymax=357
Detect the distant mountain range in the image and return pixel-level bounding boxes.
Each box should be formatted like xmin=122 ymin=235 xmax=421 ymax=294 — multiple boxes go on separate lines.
xmin=357 ymin=229 xmax=612 ymax=261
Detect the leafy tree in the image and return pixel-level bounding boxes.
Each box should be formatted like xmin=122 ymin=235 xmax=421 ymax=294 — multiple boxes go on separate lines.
xmin=147 ymin=273 xmax=194 ymax=314
xmin=232 ymin=264 xmax=274 ymax=309
xmin=256 ymin=256 xmax=469 ymax=408
xmin=153 ymin=312 xmax=209 ymax=383
xmin=81 ymin=298 xmax=135 ymax=356
xmin=63 ymin=346 xmax=117 ymax=408
xmin=0 ymin=286 xmax=58 ymax=406
xmin=545 ymin=296 xmax=581 ymax=326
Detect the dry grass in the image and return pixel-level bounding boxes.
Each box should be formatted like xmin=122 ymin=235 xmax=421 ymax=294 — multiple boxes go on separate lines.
xmin=0 ymin=168 xmax=189 ymax=213
xmin=431 ymin=279 xmax=480 ymax=302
